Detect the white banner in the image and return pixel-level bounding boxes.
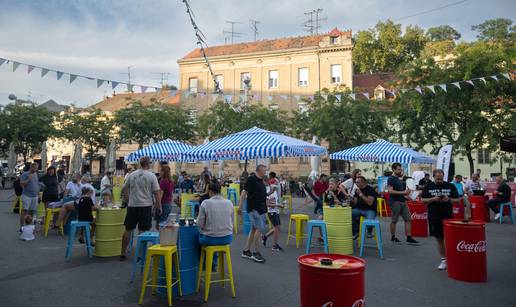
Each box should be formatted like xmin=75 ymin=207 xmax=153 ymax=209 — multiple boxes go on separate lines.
xmin=436 ymin=145 xmax=453 ymax=181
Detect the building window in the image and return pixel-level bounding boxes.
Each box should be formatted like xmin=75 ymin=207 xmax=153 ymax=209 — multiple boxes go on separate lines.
xmin=477 ymin=149 xmax=491 ymax=164
xmin=330 ymin=36 xmax=339 ymax=45
xmin=298 ymin=68 xmax=309 ymax=86
xmin=214 ymin=75 xmax=224 ymax=91
xmin=188 ymin=78 xmax=198 ymax=93
xmin=298 ymin=102 xmax=309 ymax=114
xmin=374 ymin=88 xmax=385 ymax=100
xmin=299 ymin=156 xmax=309 ymax=164
xmin=330 ymin=64 xmax=342 ymax=84
xmin=241 ymin=72 xmax=251 ymax=91
xmin=188 ymin=109 xmax=198 ymax=124
xmin=268 ymin=70 xmax=279 ymax=89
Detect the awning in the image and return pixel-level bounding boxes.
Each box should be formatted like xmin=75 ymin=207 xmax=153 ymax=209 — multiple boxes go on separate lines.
xmin=125 ymin=139 xmax=193 ymax=162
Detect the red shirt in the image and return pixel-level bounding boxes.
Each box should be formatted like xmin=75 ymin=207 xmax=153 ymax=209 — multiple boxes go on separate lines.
xmin=313 ymin=180 xmax=328 ymax=197
xmin=159 ymin=178 xmax=174 ymax=205
xmin=269 ymin=178 xmax=279 ymax=185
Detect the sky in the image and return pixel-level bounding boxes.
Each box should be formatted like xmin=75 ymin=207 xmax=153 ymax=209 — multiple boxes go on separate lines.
xmin=0 ymin=0 xmax=514 ymax=107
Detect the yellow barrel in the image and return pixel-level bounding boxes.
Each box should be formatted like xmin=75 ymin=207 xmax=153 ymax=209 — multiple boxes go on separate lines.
xmin=328 ymin=238 xmax=354 ymax=255
xmin=95 ymin=208 xmax=126 ymax=257
xmin=324 ymin=206 xmax=353 ymax=254
xmin=221 ymin=187 xmax=228 ymax=199
xmin=326 ymin=224 xmax=353 ymax=238
xmin=180 ymin=193 xmax=195 ymax=218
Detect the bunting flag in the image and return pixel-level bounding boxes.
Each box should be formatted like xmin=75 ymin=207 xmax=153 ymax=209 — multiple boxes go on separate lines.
xmin=479 ymin=77 xmax=486 ymax=84
xmin=0 ymin=58 xmax=5 ymax=67
xmin=12 ymin=61 xmax=20 ymax=72
xmin=502 ymin=73 xmax=510 ymax=80
xmin=451 ymin=82 xmax=461 ymax=89
xmin=335 ymin=94 xmax=341 ymax=102
xmin=97 ymin=79 xmax=105 ymax=88
xmin=69 ymin=74 xmax=78 ymax=84
xmin=155 ymin=87 xmax=161 ymax=93
xmin=111 ymin=81 xmax=119 ymax=89
xmin=224 ymin=94 xmax=232 ymax=103
xmin=141 ymin=86 xmax=148 ymax=93
xmin=27 ymin=65 xmax=35 ymax=74
xmin=465 ymin=80 xmax=475 ymax=87
xmin=293 ymin=95 xmax=300 ymax=101
xmin=362 ymin=92 xmax=370 ymax=99
xmin=426 ymin=85 xmax=435 ymax=94
xmin=349 ymin=93 xmax=356 ymax=100
xmin=127 ymin=84 xmax=134 ymax=92
xmin=321 ymin=94 xmax=328 ymax=100
xmin=415 ymin=86 xmax=423 ymax=95
xmin=56 ymin=71 xmax=64 ymax=80
xmin=490 ymin=75 xmax=498 ymax=81
xmin=41 ymin=68 xmax=50 ymax=78
xmin=438 ymin=84 xmax=447 ymax=92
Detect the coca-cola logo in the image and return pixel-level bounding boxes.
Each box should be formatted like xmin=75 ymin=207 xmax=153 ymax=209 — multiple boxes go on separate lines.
xmin=456 ymin=240 xmax=486 ymax=253
xmin=411 ymin=211 xmax=427 ymax=220
xmin=352 ymin=299 xmax=365 ymax=307
xmin=322 ymin=302 xmax=333 ymax=307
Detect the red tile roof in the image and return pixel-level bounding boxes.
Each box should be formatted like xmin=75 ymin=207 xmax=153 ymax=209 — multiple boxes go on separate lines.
xmin=353 ymin=72 xmax=395 ymax=94
xmin=181 ymin=29 xmax=352 ymax=59
xmin=91 ymin=90 xmax=180 ymax=113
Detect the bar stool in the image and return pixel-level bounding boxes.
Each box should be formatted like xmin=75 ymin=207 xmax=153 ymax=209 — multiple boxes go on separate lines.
xmin=196 ymin=244 xmax=235 ymax=302
xmin=280 ymin=194 xmax=293 ymax=214
xmin=377 ymin=198 xmax=388 ymax=217
xmin=286 ymin=214 xmax=309 ymax=248
xmin=227 ymin=188 xmax=238 ymax=205
xmin=358 ymin=217 xmax=383 ymax=259
xmin=131 ymin=231 xmax=160 ymax=282
xmin=306 ymin=220 xmax=329 ymax=254
xmin=43 ymin=208 xmax=63 ymax=237
xmin=499 ymin=202 xmax=514 ymax=224
xmin=139 ymin=244 xmax=182 ymax=307
xmin=65 ymin=221 xmax=93 ymax=261
xmin=187 ymin=200 xmax=199 ymax=218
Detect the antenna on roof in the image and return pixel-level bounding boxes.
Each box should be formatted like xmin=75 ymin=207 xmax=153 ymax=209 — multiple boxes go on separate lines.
xmin=249 ymin=19 xmax=260 ymax=41
xmin=151 ymin=72 xmax=170 ymax=87
xmin=120 ymin=65 xmax=135 ymax=92
xmin=223 ymin=20 xmax=246 ymax=44
xmin=303 ymin=8 xmax=326 ymax=35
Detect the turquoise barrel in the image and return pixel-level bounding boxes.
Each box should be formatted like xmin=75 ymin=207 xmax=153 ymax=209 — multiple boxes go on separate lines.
xmin=242 ymin=200 xmax=251 ymax=235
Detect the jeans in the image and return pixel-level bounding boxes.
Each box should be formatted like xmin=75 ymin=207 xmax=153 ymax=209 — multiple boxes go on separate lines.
xmin=199 ymin=234 xmax=233 ymax=270
xmin=486 ymin=198 xmax=504 ymax=214
xmin=248 ymin=210 xmax=267 ymax=235
xmin=305 ymin=185 xmax=323 ymax=214
xmin=352 ymin=208 xmax=377 ymax=236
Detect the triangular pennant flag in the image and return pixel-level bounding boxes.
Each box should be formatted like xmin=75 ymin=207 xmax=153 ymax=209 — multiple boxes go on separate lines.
xmin=239 ymin=94 xmax=245 ymax=102
xmin=280 ymin=95 xmax=288 ymax=100
xmin=224 ymin=94 xmax=232 ymax=103
xmin=155 ymin=87 xmax=162 ymax=93
xmin=111 ymin=81 xmax=119 ymax=89
xmin=141 ymin=86 xmax=148 ymax=93
xmin=501 ymin=73 xmax=510 ymax=80
xmin=56 ymin=71 xmax=64 ymax=80
xmin=41 ymin=68 xmax=50 ymax=78
xmin=335 ymin=94 xmax=341 ymax=102
xmin=27 ymin=65 xmax=35 ymax=74
xmin=293 ymin=95 xmax=300 ymax=101
xmin=362 ymin=92 xmax=370 ymax=99
xmin=349 ymin=93 xmax=356 ymax=100
xmin=12 ymin=61 xmax=21 ymax=72
xmin=426 ymin=85 xmax=435 ymax=94
xmin=490 ymin=75 xmax=498 ymax=81
xmin=415 ymin=86 xmax=423 ymax=95
xmin=309 ymin=95 xmax=314 ymax=101
xmin=465 ymin=80 xmax=475 ymax=87
xmin=0 ymin=58 xmax=6 ymax=67
xmin=212 ymin=94 xmax=219 ymax=102
xmin=127 ymin=84 xmax=134 ymax=92
xmin=169 ymin=90 xmax=177 ymax=97
xmin=321 ymin=94 xmax=328 ymax=100
xmin=451 ymin=82 xmax=461 ymax=89
xmin=69 ymin=74 xmax=78 ymax=84
xmin=479 ymin=77 xmax=486 ymax=84
xmin=97 ymin=79 xmax=105 ymax=88
xmin=438 ymin=84 xmax=447 ymax=92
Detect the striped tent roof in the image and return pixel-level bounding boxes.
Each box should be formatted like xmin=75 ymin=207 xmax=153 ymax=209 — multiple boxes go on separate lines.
xmin=182 ymin=127 xmax=327 ymax=161
xmin=330 ymin=140 xmax=435 ymax=164
xmin=125 ymin=139 xmax=193 ymax=162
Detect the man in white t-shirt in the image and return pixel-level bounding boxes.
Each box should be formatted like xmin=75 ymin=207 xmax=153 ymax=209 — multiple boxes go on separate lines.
xmin=100 ymin=170 xmax=113 ymax=192
xmin=262 ymin=173 xmax=284 ymax=252
xmin=57 ymin=173 xmax=82 ymax=227
xmin=341 ymin=169 xmax=362 ymax=198
xmin=120 ymin=156 xmax=161 ymax=260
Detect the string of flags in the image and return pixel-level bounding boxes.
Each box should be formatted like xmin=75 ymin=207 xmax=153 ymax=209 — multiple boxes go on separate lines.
xmin=0 ymin=57 xmax=162 ymax=93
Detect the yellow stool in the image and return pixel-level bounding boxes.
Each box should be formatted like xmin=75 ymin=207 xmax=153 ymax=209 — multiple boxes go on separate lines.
xmin=139 ymin=244 xmax=182 ymax=307
xmin=43 ymin=208 xmax=63 ymax=237
xmin=286 ymin=214 xmax=309 ymax=248
xmin=197 ymin=245 xmax=236 ymax=302
xmin=280 ymin=194 xmax=293 ymax=214
xmin=357 ymin=216 xmax=378 ymax=248
xmin=377 ymin=198 xmax=388 ymax=217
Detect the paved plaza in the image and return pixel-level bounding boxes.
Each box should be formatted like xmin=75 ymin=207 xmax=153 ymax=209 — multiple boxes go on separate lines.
xmin=1 ymin=188 xmax=515 ymax=307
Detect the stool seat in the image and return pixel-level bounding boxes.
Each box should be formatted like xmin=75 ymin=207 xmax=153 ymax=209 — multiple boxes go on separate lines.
xmin=499 ymin=202 xmax=514 ymax=224
xmin=286 ymin=214 xmax=309 ymax=248
xmin=44 ymin=208 xmax=64 ymax=237
xmin=306 ymin=220 xmax=329 ymax=254
xmin=358 ymin=218 xmax=383 ymax=259
xmin=65 ymin=221 xmax=93 ymax=261
xmin=197 ymin=245 xmax=235 ymax=302
xmin=131 ymin=231 xmax=160 ymax=283
xmin=139 ymin=244 xmax=181 ymax=307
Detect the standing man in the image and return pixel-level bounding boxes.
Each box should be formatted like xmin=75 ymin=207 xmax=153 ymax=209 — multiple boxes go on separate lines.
xmin=100 ymin=169 xmax=113 ymax=193
xmin=19 ymin=162 xmax=40 ymax=230
xmin=387 ymin=163 xmax=420 ymax=245
xmin=421 ymin=169 xmax=460 ymax=270
xmin=486 ymin=175 xmax=512 ymax=221
xmin=240 ymin=165 xmax=268 ymax=263
xmin=120 ymin=156 xmax=161 ymax=261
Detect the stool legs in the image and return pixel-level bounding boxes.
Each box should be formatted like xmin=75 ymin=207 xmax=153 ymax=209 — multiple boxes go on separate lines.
xmin=376 ymin=223 xmax=384 ymax=259
xmin=44 ymin=210 xmax=52 ymax=237
xmin=219 ymin=252 xmax=225 ymax=287
xmin=286 ymin=218 xmax=293 ymax=245
xmin=196 ymin=248 xmax=205 ymax=293
xmin=197 ymin=247 xmax=234 ymax=302
xmin=84 ymin=225 xmax=92 ymax=258
xmin=204 ymin=249 xmax=213 ymax=302
xmin=151 ymin=256 xmax=160 ymax=296
xmin=359 ymin=222 xmax=366 ymax=257
xmin=130 ymin=239 xmax=142 ymax=283
xmin=174 ymin=251 xmax=182 ymax=297
xmin=138 ymin=253 xmax=153 ymax=305
xmin=320 ymin=225 xmax=329 ymax=253
xmin=65 ymin=224 xmax=76 ymax=261
xmin=225 ymin=250 xmax=236 ymax=298
xmin=306 ymin=225 xmax=314 ymax=254
xmin=165 ymin=253 xmax=173 ymax=306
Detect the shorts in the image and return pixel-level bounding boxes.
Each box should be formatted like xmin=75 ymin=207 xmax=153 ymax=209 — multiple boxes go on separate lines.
xmin=428 ymin=206 xmax=453 ymax=239
xmin=248 ymin=210 xmax=267 ymax=234
xmin=21 ymin=195 xmax=39 ymax=211
xmin=124 ymin=206 xmax=152 ymax=231
xmin=267 ymin=212 xmax=281 ymax=227
xmin=390 ymin=201 xmax=411 ymax=223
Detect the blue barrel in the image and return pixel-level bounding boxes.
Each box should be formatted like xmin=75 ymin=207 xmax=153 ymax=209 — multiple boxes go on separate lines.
xmin=242 ymin=200 xmax=251 ymax=235
xmin=157 ymin=225 xmax=200 ymax=296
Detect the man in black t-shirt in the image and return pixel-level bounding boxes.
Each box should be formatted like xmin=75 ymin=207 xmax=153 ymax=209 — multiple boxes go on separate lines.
xmin=417 ymin=173 xmax=431 ymax=190
xmin=421 ymin=169 xmax=460 ymax=271
xmin=486 ymin=175 xmax=512 ymax=221
xmin=351 ymin=176 xmax=378 ymax=239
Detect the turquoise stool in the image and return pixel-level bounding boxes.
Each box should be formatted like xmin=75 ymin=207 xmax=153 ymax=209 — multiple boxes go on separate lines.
xmin=359 ymin=219 xmax=383 ymax=259
xmin=65 ymin=221 xmax=93 ymax=261
xmin=227 ymin=188 xmax=238 ymax=205
xmin=188 ymin=200 xmax=200 ymax=218
xmin=499 ymin=202 xmax=514 ymax=224
xmin=306 ymin=220 xmax=329 ymax=254
xmin=131 ymin=231 xmax=160 ymax=283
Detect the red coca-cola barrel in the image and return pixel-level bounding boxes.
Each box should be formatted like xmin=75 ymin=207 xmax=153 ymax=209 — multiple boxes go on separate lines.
xmin=453 ymin=198 xmax=465 ymax=219
xmin=299 ymin=254 xmax=366 ymax=307
xmin=444 ymin=219 xmax=487 ymax=282
xmin=407 ymin=201 xmax=428 ymax=237
xmin=469 ymin=195 xmax=489 ymax=222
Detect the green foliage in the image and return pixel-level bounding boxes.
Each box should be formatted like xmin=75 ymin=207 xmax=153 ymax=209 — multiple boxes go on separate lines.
xmin=472 ymin=18 xmax=515 ymax=41
xmin=114 ymin=101 xmax=195 ymax=148
xmin=426 ymin=25 xmax=461 ymax=41
xmin=0 ymin=103 xmax=56 ymax=161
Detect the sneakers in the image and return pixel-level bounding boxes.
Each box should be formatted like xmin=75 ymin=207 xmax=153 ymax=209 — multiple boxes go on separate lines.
xmin=494 ymin=213 xmax=501 ymax=220
xmin=262 ymin=234 xmax=268 ymax=247
xmin=251 ymin=252 xmax=265 ymax=263
xmin=406 ymin=236 xmax=420 ymax=245
xmin=272 ymin=244 xmax=284 ymax=252
xmin=391 ymin=236 xmax=402 ymax=244
xmin=438 ymin=258 xmax=447 ymax=271
xmin=241 ymin=250 xmax=252 ymax=259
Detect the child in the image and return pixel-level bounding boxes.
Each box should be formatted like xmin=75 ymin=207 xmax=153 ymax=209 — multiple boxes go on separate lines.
xmin=20 ymin=215 xmax=35 ymax=241
xmin=99 ymin=190 xmax=113 ymax=208
xmin=262 ymin=178 xmax=284 ymax=251
xmin=77 ymin=187 xmax=99 ymax=245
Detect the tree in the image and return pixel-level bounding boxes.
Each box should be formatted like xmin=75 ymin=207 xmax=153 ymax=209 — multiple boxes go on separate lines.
xmin=426 ymin=25 xmax=461 ymax=41
xmin=114 ymin=101 xmax=195 ymax=148
xmin=353 ymin=20 xmax=427 ymax=73
xmin=0 ymin=103 xmax=56 ymax=162
xmin=472 ymin=18 xmax=515 ymax=41
xmin=59 ymin=108 xmax=114 ymax=167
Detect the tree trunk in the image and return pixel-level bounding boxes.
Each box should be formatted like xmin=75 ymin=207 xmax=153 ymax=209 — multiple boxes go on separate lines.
xmin=466 ymin=149 xmax=474 ymax=177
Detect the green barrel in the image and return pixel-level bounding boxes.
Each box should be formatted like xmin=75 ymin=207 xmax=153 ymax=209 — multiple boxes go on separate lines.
xmin=95 ymin=208 xmax=126 ymax=257
xmin=323 ymin=206 xmax=353 ymax=255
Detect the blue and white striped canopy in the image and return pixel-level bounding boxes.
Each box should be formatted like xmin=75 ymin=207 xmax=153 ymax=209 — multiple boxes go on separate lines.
xmin=125 ymin=139 xmax=193 ymax=162
xmin=330 ymin=140 xmax=435 ymax=164
xmin=182 ymin=127 xmax=327 ymax=161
